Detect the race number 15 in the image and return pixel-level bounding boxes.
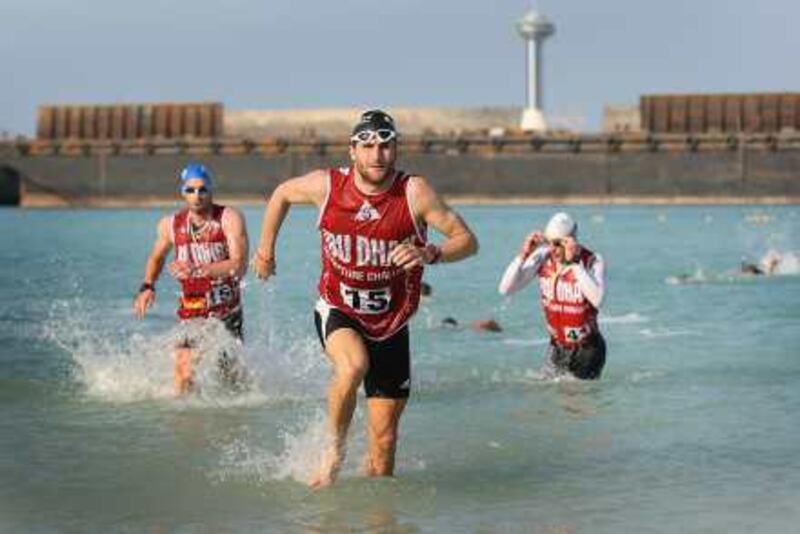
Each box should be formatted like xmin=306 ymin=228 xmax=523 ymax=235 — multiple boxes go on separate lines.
xmin=339 ymin=283 xmax=391 ymax=314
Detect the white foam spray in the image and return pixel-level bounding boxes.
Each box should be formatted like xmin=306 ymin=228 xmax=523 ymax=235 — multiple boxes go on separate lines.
xmin=42 ymin=292 xmax=328 ymax=407
xmin=211 ymin=410 xmax=332 ymax=485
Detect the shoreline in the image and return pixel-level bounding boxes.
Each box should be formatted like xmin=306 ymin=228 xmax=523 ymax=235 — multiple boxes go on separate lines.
xmin=16 ymin=193 xmax=800 ymax=208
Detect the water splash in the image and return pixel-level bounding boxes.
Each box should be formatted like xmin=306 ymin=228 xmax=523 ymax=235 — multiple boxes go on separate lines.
xmin=666 ymin=249 xmax=799 ymax=286
xmin=501 ymin=337 xmax=550 ymax=347
xmin=638 ymin=327 xmax=696 ymax=339
xmin=42 ymin=298 xmax=327 ymax=406
xmin=762 ymin=250 xmax=800 ymax=275
xmin=600 ymin=312 xmax=650 ymax=324
xmin=211 ymin=410 xmax=330 ymax=485
xmin=665 ymin=269 xmax=708 ymax=285
xmin=43 ymin=299 xmax=175 ymax=402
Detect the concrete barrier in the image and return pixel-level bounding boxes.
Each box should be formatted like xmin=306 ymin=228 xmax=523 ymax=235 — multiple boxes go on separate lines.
xmin=2 ymin=134 xmax=798 ymax=205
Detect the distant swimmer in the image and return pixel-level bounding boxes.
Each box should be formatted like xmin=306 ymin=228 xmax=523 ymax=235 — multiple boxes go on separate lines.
xmin=251 ymin=109 xmax=478 ymax=488
xmin=133 ymin=163 xmax=249 ymax=395
xmin=739 ymin=250 xmax=786 ymax=277
xmin=740 ymin=262 xmax=764 ymax=276
xmin=421 ymin=281 xmax=433 ymax=297
xmin=439 ymin=317 xmax=503 ymax=332
xmin=667 ymin=272 xmax=706 ymax=285
xmin=441 ymin=316 xmax=459 ymax=328
xmin=499 ymin=212 xmax=607 ymax=380
xmin=471 ymin=319 xmax=503 ymax=333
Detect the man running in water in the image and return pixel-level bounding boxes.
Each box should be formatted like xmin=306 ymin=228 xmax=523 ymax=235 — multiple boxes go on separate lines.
xmin=251 ymin=110 xmax=478 ymax=487
xmin=498 ymin=212 xmax=607 ymax=379
xmin=133 ymin=163 xmax=249 ymax=394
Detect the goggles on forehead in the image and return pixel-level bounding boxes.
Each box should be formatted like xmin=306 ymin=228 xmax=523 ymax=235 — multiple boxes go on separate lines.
xmin=350 ymin=128 xmax=396 ymax=145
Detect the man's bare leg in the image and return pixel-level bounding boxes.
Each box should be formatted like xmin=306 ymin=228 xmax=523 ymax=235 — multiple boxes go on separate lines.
xmin=309 ymin=328 xmax=369 ymax=488
xmin=363 ymin=397 xmax=407 ymax=477
xmin=174 ymin=347 xmax=195 ymax=395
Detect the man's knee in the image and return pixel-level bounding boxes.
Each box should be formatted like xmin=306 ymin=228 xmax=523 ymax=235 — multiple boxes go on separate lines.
xmin=335 ymin=357 xmax=368 ymax=385
xmin=327 ymin=329 xmax=370 ymax=385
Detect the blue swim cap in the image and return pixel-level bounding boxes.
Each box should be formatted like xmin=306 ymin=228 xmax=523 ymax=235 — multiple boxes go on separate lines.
xmin=179 ymin=163 xmax=213 ymax=190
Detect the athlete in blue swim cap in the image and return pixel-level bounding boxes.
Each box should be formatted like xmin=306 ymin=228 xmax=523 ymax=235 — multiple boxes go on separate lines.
xmin=134 ymin=163 xmax=249 ymax=394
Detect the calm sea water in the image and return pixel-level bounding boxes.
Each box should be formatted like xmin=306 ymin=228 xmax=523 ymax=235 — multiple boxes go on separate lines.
xmin=1 ymin=204 xmax=798 ymax=532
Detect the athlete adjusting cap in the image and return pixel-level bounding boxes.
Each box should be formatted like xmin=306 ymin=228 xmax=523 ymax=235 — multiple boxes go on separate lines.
xmin=544 ymin=212 xmax=577 ymax=241
xmin=179 ymin=163 xmax=213 ymax=190
xmin=352 ymin=109 xmax=396 ymax=137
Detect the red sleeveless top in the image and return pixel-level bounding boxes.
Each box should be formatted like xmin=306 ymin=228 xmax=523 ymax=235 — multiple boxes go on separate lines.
xmin=537 ymin=248 xmax=600 ymax=346
xmin=172 ymin=204 xmax=241 ymax=320
xmin=318 ymin=167 xmax=426 ymax=340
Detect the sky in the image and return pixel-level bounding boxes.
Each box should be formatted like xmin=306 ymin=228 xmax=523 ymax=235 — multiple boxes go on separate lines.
xmin=1 ymin=0 xmax=799 ymax=135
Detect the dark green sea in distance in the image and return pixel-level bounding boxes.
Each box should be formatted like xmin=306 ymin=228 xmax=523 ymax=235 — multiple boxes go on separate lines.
xmin=1 ymin=204 xmax=799 ymax=532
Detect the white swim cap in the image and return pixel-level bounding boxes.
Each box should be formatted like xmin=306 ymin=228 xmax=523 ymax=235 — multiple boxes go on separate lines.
xmin=544 ymin=212 xmax=577 ymax=241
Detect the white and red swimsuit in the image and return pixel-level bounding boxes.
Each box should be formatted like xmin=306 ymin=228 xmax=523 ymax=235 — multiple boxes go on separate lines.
xmin=499 ymin=245 xmax=605 ymax=346
xmin=172 ymin=204 xmax=241 ymax=321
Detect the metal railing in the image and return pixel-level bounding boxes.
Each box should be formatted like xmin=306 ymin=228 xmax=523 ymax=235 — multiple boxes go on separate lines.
xmin=3 ymin=132 xmax=800 ymax=158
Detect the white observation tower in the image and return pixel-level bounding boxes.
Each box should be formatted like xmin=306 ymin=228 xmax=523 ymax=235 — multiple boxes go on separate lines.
xmin=516 ymin=9 xmax=555 ymax=132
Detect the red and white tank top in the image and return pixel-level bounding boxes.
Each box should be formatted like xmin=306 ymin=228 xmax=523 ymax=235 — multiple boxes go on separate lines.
xmin=537 ymin=248 xmax=599 ymax=346
xmin=172 ymin=204 xmax=241 ymax=320
xmin=318 ymin=167 xmax=426 ymax=340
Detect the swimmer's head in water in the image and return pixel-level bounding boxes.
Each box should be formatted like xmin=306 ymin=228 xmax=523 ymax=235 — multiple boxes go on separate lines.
xmin=544 ymin=212 xmax=577 ymax=242
xmin=740 ymin=262 xmax=764 ymax=276
xmin=471 ymin=319 xmax=502 ymax=333
xmin=421 ymin=282 xmax=432 ymax=297
xmin=441 ymin=317 xmax=459 ymax=328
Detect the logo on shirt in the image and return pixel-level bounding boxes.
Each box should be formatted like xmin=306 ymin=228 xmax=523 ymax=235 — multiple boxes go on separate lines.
xmin=354 ymin=200 xmax=381 ymax=222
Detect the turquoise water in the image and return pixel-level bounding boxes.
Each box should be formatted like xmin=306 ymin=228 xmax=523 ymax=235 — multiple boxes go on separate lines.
xmin=1 ymin=204 xmax=799 ymax=532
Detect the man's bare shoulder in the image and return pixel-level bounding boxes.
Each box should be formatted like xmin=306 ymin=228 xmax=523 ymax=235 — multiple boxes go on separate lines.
xmin=407 ymin=174 xmax=439 ymax=196
xmin=406 ymin=173 xmax=429 ymax=186
xmin=304 ymin=168 xmax=330 ymax=181
xmin=407 ymin=174 xmax=443 ymax=207
xmin=221 ymin=205 xmax=245 ymax=222
xmin=275 ymin=168 xmax=330 ymax=205
xmin=155 ymin=214 xmax=174 ymax=244
xmin=157 ymin=214 xmax=173 ymax=231
xmin=298 ymin=168 xmax=330 ymax=190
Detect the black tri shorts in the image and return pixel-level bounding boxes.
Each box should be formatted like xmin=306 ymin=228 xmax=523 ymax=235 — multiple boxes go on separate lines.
xmin=547 ymin=332 xmax=606 ymax=380
xmin=176 ymin=309 xmax=244 ymax=349
xmin=314 ymin=300 xmax=410 ymax=399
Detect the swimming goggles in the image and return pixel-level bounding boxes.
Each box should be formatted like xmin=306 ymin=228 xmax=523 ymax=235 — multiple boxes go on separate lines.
xmin=182 ymin=185 xmax=210 ymax=195
xmin=350 ymin=128 xmax=397 ymax=145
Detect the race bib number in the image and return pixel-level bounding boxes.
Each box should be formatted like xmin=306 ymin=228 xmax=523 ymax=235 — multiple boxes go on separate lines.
xmin=209 ymin=283 xmax=235 ymax=306
xmin=339 ymin=283 xmax=391 ymax=314
xmin=564 ymin=326 xmax=586 ymax=343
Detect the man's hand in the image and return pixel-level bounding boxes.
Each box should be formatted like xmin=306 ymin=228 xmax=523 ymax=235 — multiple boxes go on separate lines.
xmin=133 ymin=289 xmax=155 ymax=319
xmin=520 ymin=230 xmax=545 ymax=259
xmin=168 ymin=260 xmax=193 ymax=280
xmin=251 ymin=249 xmax=276 ymax=280
xmin=563 ymin=235 xmax=581 ymax=263
xmin=389 ymin=243 xmax=428 ymax=271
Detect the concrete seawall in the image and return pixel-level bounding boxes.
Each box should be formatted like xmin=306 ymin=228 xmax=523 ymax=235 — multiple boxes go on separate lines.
xmin=1 ymin=134 xmax=798 ymax=206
